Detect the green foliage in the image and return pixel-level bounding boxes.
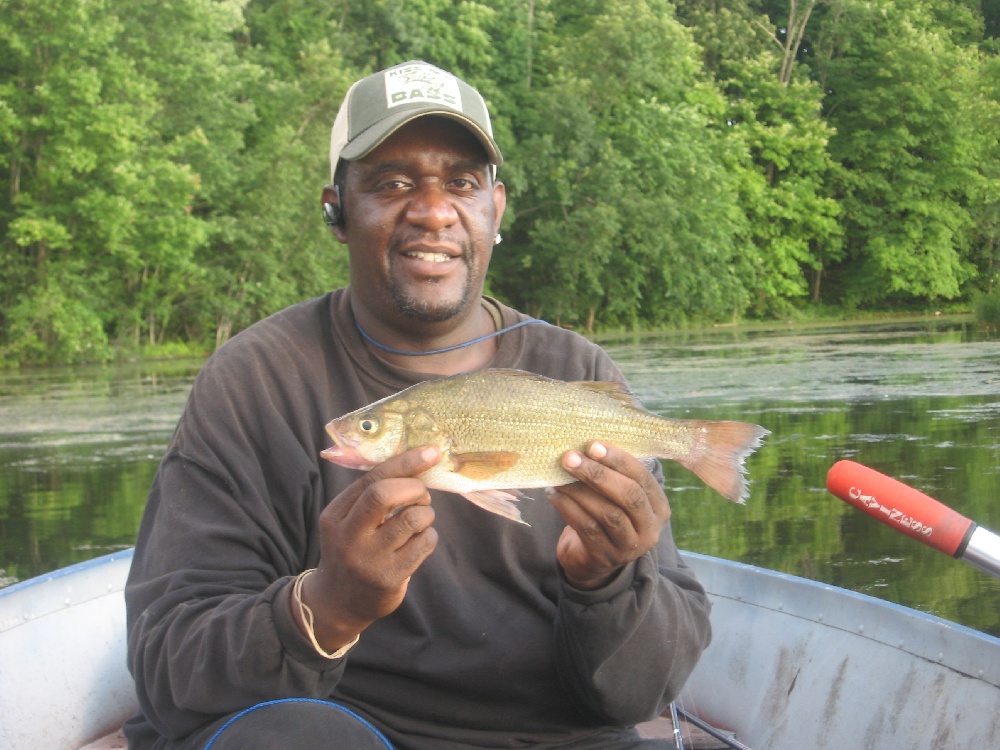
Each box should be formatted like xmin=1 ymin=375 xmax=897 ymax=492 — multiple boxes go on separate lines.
xmin=816 ymin=0 xmax=994 ymax=305
xmin=679 ymin=1 xmax=845 ymax=314
xmin=974 ymin=290 xmax=1000 ymax=328
xmin=1 ymin=0 xmax=999 ymax=362
xmin=493 ymin=0 xmax=749 ymax=330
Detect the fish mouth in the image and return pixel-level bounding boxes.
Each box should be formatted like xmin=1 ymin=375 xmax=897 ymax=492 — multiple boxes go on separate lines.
xmin=320 ymin=425 xmax=378 ymax=471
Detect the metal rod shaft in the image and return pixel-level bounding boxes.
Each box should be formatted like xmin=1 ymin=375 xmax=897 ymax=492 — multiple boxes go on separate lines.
xmin=962 ymin=526 xmax=1000 ymax=581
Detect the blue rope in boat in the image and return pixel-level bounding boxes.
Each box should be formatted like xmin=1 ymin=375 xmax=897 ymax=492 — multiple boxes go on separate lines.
xmin=202 ymin=698 xmax=393 ymax=749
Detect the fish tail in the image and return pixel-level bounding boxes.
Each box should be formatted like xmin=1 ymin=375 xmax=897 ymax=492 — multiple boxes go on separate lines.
xmin=676 ymin=421 xmax=769 ymax=504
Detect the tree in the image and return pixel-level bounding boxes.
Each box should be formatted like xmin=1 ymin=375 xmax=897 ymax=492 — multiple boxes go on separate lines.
xmin=676 ymin=0 xmax=844 ymax=312
xmin=0 ymin=0 xmax=208 ymax=362
xmin=965 ymin=50 xmax=1000 ymax=293
xmin=814 ymin=0 xmax=992 ymax=305
xmin=493 ymin=0 xmax=749 ymax=330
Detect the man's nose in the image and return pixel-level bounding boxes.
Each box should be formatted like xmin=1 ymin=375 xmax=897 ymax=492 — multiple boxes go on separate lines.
xmin=405 ymin=184 xmax=459 ymax=230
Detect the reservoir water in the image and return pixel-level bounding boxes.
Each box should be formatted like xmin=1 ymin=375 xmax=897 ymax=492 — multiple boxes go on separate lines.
xmin=1 ymin=316 xmax=998 ymax=636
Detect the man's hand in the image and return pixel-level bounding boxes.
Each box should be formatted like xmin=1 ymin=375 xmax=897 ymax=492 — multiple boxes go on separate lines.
xmin=546 ymin=442 xmax=671 ymax=590
xmin=295 ymin=445 xmax=441 ymax=653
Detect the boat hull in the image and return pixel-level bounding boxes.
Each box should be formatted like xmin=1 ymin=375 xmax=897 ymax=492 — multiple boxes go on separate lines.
xmin=2 ymin=550 xmax=999 ymax=749
xmin=680 ymin=552 xmax=1000 ymax=749
xmin=0 ymin=550 xmax=137 ymax=750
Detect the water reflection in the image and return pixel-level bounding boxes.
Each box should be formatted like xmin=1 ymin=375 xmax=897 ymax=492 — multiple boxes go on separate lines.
xmin=603 ymin=317 xmax=1000 ymax=636
xmin=1 ymin=319 xmax=998 ymax=637
xmin=0 ymin=359 xmax=202 ymax=585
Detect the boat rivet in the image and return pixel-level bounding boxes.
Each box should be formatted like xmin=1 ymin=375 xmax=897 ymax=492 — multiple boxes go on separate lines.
xmin=938 ymin=653 xmax=944 ymax=661
xmin=858 ymin=624 xmax=865 ymax=633
xmin=64 ymin=598 xmax=71 ymax=606
xmin=979 ymin=669 xmax=985 ymax=678
xmin=817 ymin=613 xmax=824 ymax=621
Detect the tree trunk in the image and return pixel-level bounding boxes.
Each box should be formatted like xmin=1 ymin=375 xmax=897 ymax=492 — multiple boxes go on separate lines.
xmin=779 ymin=0 xmax=818 ymax=87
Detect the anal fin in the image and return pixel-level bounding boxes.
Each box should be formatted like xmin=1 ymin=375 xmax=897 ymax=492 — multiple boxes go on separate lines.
xmin=459 ymin=489 xmax=530 ymax=526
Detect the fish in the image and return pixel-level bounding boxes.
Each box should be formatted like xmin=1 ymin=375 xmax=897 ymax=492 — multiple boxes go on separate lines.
xmin=320 ymin=368 xmax=769 ymax=525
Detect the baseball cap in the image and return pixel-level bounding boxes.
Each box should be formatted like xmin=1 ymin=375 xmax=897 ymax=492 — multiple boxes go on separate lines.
xmin=329 ymin=61 xmax=503 ymax=182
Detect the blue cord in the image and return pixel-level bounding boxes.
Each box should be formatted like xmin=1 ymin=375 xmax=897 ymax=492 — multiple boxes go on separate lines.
xmin=203 ymin=698 xmax=393 ymax=749
xmin=355 ymin=317 xmax=546 ymax=356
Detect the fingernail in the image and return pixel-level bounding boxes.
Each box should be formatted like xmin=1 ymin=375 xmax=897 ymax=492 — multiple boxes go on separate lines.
xmin=421 ymin=446 xmax=439 ymax=461
xmin=564 ymin=451 xmax=583 ymax=469
xmin=588 ymin=442 xmax=607 ymax=459
xmin=544 ymin=486 xmax=556 ymax=498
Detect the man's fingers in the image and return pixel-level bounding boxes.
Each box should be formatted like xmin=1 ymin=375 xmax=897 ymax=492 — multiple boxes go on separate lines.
xmin=562 ymin=442 xmax=669 ymax=524
xmin=356 ymin=477 xmax=431 ymax=522
xmin=330 ymin=445 xmax=441 ymax=525
xmin=361 ymin=445 xmax=441 ymax=484
xmin=549 ymin=442 xmax=674 ymax=588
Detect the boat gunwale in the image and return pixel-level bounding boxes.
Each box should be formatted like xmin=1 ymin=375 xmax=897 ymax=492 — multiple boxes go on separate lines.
xmin=0 ymin=549 xmax=134 ymax=634
xmin=683 ymin=550 xmax=1000 ymax=687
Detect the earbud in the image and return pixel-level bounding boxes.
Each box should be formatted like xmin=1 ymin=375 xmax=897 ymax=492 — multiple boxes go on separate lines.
xmin=322 ymin=201 xmax=341 ymax=227
xmin=322 ymin=186 xmax=342 ymax=227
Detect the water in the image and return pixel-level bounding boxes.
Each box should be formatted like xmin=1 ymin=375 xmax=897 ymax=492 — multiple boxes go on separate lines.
xmin=604 ymin=317 xmax=1000 ymax=636
xmin=1 ymin=318 xmax=998 ymax=636
xmin=0 ymin=359 xmax=202 ymax=586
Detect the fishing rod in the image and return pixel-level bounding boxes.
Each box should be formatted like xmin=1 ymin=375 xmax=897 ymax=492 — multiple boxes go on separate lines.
xmin=670 ymin=703 xmax=754 ymax=750
xmin=826 ymin=460 xmax=1000 ymax=580
xmin=669 ymin=701 xmax=684 ymax=750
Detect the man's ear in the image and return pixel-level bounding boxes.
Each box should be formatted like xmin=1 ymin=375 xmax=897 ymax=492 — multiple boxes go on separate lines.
xmin=492 ymin=179 xmax=507 ymax=238
xmin=321 ymin=184 xmax=346 ymax=242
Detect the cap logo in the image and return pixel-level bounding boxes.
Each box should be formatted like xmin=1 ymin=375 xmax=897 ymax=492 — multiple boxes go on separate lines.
xmin=384 ymin=63 xmax=463 ymax=111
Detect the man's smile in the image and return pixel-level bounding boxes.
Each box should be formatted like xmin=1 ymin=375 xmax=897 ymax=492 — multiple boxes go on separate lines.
xmin=403 ymin=249 xmax=453 ymax=263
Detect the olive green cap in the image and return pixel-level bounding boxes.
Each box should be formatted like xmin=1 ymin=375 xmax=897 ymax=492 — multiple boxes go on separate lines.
xmin=329 ymin=61 xmax=503 ymax=181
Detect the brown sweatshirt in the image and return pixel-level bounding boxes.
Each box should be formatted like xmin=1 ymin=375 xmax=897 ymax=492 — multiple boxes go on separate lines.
xmin=124 ymin=288 xmax=711 ymax=749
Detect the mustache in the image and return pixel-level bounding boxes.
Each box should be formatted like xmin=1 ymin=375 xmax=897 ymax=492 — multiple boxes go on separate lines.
xmin=390 ymin=231 xmax=473 ymax=256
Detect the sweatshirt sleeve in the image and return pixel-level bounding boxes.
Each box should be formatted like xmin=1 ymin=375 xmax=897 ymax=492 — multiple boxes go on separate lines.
xmin=125 ymin=455 xmax=346 ymax=740
xmin=124 ymin=318 xmax=346 ymax=740
xmin=533 ymin=325 xmax=713 ymax=725
xmin=553 ymin=535 xmax=712 ymax=725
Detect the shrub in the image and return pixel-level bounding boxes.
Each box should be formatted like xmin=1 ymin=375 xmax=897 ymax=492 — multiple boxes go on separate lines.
xmin=974 ymin=292 xmax=1000 ymax=330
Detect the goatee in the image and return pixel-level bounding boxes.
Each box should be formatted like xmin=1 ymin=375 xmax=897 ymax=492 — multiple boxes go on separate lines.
xmin=390 ymin=278 xmax=472 ymax=323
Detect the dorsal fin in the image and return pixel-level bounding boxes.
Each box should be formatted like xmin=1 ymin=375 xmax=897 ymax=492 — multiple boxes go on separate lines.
xmin=567 ymin=379 xmax=643 ymax=407
xmin=473 ymin=368 xmax=642 ymax=407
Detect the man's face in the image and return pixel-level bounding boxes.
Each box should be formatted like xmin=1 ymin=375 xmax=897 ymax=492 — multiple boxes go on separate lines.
xmin=339 ymin=116 xmax=506 ymax=326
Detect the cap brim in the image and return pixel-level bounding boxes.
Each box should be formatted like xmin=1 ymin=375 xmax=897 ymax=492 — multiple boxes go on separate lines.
xmin=340 ymin=108 xmax=503 ymax=167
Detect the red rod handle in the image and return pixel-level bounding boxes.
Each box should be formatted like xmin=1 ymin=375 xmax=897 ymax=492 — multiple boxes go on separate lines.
xmin=826 ymin=460 xmax=975 ymax=557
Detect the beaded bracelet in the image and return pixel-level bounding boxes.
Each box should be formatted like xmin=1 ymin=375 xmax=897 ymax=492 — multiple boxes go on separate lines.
xmin=292 ymin=568 xmax=359 ymax=659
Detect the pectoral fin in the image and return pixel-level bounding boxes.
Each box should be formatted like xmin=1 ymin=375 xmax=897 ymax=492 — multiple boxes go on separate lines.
xmin=459 ymin=489 xmax=530 ymax=526
xmin=450 ymin=451 xmax=520 ymax=480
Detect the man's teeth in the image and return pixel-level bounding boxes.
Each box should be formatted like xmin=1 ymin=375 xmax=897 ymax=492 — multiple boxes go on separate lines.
xmin=406 ymin=251 xmax=451 ymax=262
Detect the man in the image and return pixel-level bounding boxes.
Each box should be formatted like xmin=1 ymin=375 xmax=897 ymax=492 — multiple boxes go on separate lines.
xmin=125 ymin=61 xmax=712 ymax=750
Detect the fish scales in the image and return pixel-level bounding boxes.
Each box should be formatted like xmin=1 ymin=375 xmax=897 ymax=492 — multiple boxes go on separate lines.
xmin=321 ymin=368 xmax=769 ymax=524
xmin=412 ymin=372 xmax=697 ymax=486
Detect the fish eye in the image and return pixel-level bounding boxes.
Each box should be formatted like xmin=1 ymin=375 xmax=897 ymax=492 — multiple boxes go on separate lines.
xmin=359 ymin=417 xmax=379 ymax=433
